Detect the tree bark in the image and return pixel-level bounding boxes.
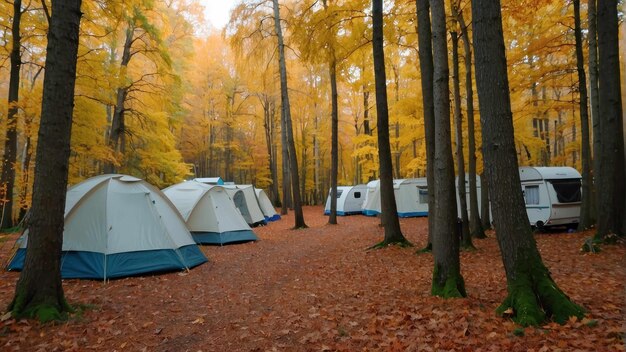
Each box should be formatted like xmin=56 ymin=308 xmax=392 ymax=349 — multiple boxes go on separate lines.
xmin=415 ymin=0 xmax=435 ymax=252
xmin=280 ymin=103 xmax=290 ymax=215
xmin=430 ymin=0 xmax=465 ymax=298
xmin=272 ymin=0 xmax=306 ymax=228
xmin=371 ymin=0 xmax=408 ymax=247
xmin=0 ymin=0 xmax=22 ymax=229
xmin=573 ymin=0 xmax=593 ymax=231
xmin=480 ymin=172 xmax=491 ymax=230
xmin=323 ymin=0 xmax=339 ymax=225
xmin=451 ymin=30 xmax=473 ymax=250
xmin=457 ymin=6 xmax=485 ymax=239
xmin=588 ymin=0 xmax=600 ymax=229
xmin=595 ymin=0 xmax=625 ymax=239
xmin=472 ymin=0 xmax=584 ymax=325
xmin=9 ymin=0 xmax=83 ymax=321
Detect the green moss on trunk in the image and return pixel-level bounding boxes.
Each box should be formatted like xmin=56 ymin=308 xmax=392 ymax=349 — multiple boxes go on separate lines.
xmin=369 ymin=239 xmax=413 ymax=250
xmin=431 ymin=264 xmax=466 ymax=298
xmin=497 ymin=256 xmax=585 ymax=326
xmin=9 ymin=286 xmax=73 ymax=323
xmin=416 ymin=242 xmax=432 ymax=254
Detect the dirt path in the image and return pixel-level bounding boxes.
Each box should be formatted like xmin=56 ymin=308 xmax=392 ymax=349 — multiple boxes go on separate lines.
xmin=0 ymin=206 xmax=624 ymax=351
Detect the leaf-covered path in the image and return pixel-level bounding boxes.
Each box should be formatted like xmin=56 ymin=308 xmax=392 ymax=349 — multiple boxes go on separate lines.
xmin=0 ymin=206 xmax=624 ymax=351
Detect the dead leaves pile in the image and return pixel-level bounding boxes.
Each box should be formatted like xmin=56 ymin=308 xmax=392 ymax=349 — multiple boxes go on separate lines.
xmin=0 ymin=206 xmax=624 ymax=351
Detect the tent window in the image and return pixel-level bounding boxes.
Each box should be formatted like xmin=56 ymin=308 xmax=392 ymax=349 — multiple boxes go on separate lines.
xmin=550 ymin=179 xmax=581 ymax=203
xmin=354 ymin=192 xmax=361 ymax=199
xmin=418 ymin=187 xmax=428 ymax=203
xmin=336 ymin=190 xmax=343 ymax=198
xmin=524 ymin=185 xmax=540 ymax=205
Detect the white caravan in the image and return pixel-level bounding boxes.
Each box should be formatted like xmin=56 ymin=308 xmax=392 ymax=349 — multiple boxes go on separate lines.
xmin=362 ymin=178 xmax=429 ymax=217
xmin=519 ymin=166 xmax=582 ymax=228
xmin=324 ymin=185 xmax=368 ymax=216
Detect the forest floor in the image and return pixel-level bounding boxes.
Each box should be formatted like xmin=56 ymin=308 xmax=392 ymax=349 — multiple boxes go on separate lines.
xmin=0 ymin=206 xmax=624 ymax=351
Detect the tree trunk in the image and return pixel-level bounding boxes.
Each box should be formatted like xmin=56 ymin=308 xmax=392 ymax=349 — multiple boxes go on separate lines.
xmin=104 ymin=24 xmax=133 ymax=174
xmin=451 ymin=30 xmax=473 ymax=250
xmin=595 ymin=0 xmax=625 ymax=239
xmin=415 ymin=0 xmax=435 ymax=252
xmin=272 ymin=0 xmax=306 ymax=228
xmin=371 ymin=0 xmax=408 ymax=247
xmin=573 ymin=0 xmax=593 ymax=231
xmin=457 ymin=7 xmax=485 ymax=239
xmin=324 ymin=0 xmax=339 ymax=224
xmin=588 ymin=0 xmax=599 ymax=229
xmin=472 ymin=0 xmax=584 ymax=325
xmin=480 ymin=173 xmax=491 ymax=229
xmin=0 ymin=0 xmax=22 ymax=229
xmin=280 ymin=105 xmax=290 ymax=215
xmin=430 ymin=0 xmax=465 ymax=298
xmin=9 ymin=0 xmax=83 ymax=321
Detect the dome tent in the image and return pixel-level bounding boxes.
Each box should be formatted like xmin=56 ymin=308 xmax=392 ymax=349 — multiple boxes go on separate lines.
xmin=254 ymin=188 xmax=280 ymax=221
xmin=163 ymin=181 xmax=258 ymax=244
xmin=220 ymin=185 xmax=266 ymax=227
xmin=7 ymin=175 xmax=207 ymax=280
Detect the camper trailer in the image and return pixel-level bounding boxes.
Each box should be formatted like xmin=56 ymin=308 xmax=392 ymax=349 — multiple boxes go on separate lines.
xmin=519 ymin=166 xmax=582 ymax=228
xmin=324 ymin=185 xmax=368 ymax=215
xmin=362 ymin=178 xmax=429 ymax=217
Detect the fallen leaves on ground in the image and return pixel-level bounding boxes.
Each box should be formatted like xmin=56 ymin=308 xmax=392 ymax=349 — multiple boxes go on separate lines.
xmin=0 ymin=206 xmax=624 ymax=351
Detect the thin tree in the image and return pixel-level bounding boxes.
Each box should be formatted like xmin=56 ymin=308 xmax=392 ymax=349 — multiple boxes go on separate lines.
xmin=371 ymin=0 xmax=409 ymax=247
xmin=456 ymin=5 xmax=485 ymax=238
xmin=472 ymin=0 xmax=584 ymax=325
xmin=9 ymin=0 xmax=83 ymax=321
xmin=415 ymin=0 xmax=435 ymax=252
xmin=272 ymin=0 xmax=307 ymax=228
xmin=0 ymin=0 xmax=23 ymax=229
xmin=451 ymin=28 xmax=473 ymax=250
xmin=430 ymin=0 xmax=465 ymax=298
xmin=588 ymin=0 xmax=600 ymax=228
xmin=594 ymin=0 xmax=625 ymax=240
xmin=573 ymin=0 xmax=593 ymax=231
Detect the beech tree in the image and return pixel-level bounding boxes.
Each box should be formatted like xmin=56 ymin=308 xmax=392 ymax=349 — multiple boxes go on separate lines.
xmin=371 ymin=0 xmax=408 ymax=247
xmin=472 ymin=0 xmax=584 ymax=325
xmin=429 ymin=0 xmax=465 ymax=298
xmin=9 ymin=0 xmax=83 ymax=321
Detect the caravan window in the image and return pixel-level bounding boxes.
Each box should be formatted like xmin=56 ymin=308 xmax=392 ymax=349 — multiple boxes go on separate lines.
xmin=524 ymin=185 xmax=540 ymax=205
xmin=550 ymin=179 xmax=581 ymax=203
xmin=354 ymin=192 xmax=361 ymax=199
xmin=418 ymin=187 xmax=428 ymax=203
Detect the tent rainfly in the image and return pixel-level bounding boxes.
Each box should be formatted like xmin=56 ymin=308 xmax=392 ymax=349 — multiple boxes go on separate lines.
xmin=163 ymin=181 xmax=258 ymax=244
xmin=324 ymin=185 xmax=368 ymax=216
xmin=7 ymin=175 xmax=207 ymax=280
xmin=194 ymin=177 xmax=224 ymax=185
xmin=220 ymin=185 xmax=266 ymax=227
xmin=362 ymin=178 xmax=429 ymax=217
xmin=254 ymin=188 xmax=281 ymax=221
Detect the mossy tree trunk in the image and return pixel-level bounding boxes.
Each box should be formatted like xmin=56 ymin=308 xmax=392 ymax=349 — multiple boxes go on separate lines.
xmin=594 ymin=0 xmax=624 ymax=240
xmin=430 ymin=0 xmax=465 ymax=297
xmin=471 ymin=0 xmax=584 ymax=326
xmin=451 ymin=28 xmax=473 ymax=250
xmin=9 ymin=0 xmax=82 ymax=321
xmin=415 ymin=0 xmax=435 ymax=252
xmin=372 ymin=0 xmax=408 ymax=246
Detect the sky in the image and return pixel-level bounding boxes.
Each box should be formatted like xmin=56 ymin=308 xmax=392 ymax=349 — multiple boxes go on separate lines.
xmin=198 ymin=0 xmax=240 ymax=30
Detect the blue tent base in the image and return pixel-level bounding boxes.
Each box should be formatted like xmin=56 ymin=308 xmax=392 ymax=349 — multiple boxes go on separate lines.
xmin=323 ymin=210 xmax=364 ymax=216
xmin=191 ymin=230 xmax=258 ymax=245
xmin=362 ymin=209 xmax=380 ymax=216
xmin=265 ymin=214 xmax=281 ymax=221
xmin=7 ymin=245 xmax=207 ymax=280
xmin=361 ymin=210 xmax=428 ymax=218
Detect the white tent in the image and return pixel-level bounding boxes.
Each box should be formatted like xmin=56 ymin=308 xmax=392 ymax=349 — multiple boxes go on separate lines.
xmin=324 ymin=185 xmax=368 ymax=216
xmin=7 ymin=175 xmax=207 ymax=280
xmin=221 ymin=185 xmax=266 ymax=226
xmin=194 ymin=177 xmax=224 ymax=185
xmin=362 ymin=178 xmax=429 ymax=217
xmin=519 ymin=166 xmax=581 ymax=228
xmin=254 ymin=188 xmax=280 ymax=221
xmin=163 ymin=182 xmax=258 ymax=244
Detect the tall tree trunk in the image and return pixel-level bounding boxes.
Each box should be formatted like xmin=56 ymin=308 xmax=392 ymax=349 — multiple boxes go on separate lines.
xmin=392 ymin=65 xmax=401 ymax=179
xmin=371 ymin=0 xmax=408 ymax=247
xmin=324 ymin=0 xmax=339 ymax=224
xmin=430 ymin=0 xmax=465 ymax=298
xmin=272 ymin=0 xmax=306 ymax=228
xmin=314 ymin=111 xmax=321 ymax=204
xmin=457 ymin=7 xmax=485 ymax=239
xmin=451 ymin=30 xmax=473 ymax=250
xmin=472 ymin=0 xmax=584 ymax=325
xmin=1 ymin=0 xmax=22 ymax=229
xmin=415 ymin=0 xmax=435 ymax=252
xmin=280 ymin=105 xmax=290 ymax=215
xmin=480 ymin=173 xmax=491 ymax=229
xmin=104 ymin=24 xmax=133 ymax=174
xmin=574 ymin=0 xmax=593 ymax=231
xmin=595 ymin=0 xmax=625 ymax=239
xmin=9 ymin=0 xmax=83 ymax=321
xmin=588 ymin=0 xmax=600 ymax=228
